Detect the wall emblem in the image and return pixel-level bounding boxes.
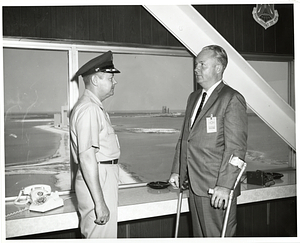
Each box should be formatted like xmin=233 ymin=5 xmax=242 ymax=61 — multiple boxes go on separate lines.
xmin=252 ymin=4 xmax=279 ymax=29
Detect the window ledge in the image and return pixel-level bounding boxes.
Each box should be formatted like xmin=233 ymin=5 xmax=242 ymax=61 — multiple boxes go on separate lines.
xmin=5 ymin=170 xmax=296 ymax=238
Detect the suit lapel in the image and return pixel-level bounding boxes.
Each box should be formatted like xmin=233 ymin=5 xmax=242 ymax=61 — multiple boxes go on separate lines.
xmin=194 ymin=82 xmax=225 ymax=124
xmin=186 ymin=89 xmax=203 ymax=129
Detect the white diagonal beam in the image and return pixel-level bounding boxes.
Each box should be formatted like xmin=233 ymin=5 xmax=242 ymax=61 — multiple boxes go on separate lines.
xmin=144 ymin=5 xmax=295 ymax=151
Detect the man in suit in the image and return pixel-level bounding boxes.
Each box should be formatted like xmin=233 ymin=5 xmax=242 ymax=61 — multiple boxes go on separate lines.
xmin=169 ymin=45 xmax=248 ymax=237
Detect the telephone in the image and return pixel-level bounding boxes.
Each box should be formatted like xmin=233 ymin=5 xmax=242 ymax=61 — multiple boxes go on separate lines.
xmin=14 ymin=184 xmax=64 ymax=213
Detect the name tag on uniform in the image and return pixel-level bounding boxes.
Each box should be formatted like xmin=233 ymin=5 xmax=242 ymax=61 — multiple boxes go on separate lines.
xmin=206 ymin=115 xmax=217 ymax=133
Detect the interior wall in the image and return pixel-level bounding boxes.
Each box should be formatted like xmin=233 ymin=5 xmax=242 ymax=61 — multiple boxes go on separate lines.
xmin=2 ymin=5 xmax=294 ymax=56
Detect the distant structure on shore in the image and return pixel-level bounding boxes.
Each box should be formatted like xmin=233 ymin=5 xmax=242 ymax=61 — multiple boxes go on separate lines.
xmin=54 ymin=105 xmax=69 ymax=128
xmin=162 ymin=106 xmax=170 ymax=114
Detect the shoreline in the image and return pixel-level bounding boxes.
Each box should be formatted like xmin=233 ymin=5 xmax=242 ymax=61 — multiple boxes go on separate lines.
xmin=5 ymin=117 xmax=289 ymax=196
xmin=5 ymin=124 xmax=140 ymax=193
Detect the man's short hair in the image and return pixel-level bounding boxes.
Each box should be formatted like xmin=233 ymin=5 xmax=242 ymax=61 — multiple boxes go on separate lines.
xmin=202 ymin=45 xmax=228 ymax=70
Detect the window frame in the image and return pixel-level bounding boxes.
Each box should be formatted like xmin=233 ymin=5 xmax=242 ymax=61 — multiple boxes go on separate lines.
xmin=2 ymin=38 xmax=295 ymax=200
xmin=2 ymin=37 xmax=193 ymax=197
xmin=242 ymin=53 xmax=295 ymax=109
xmin=242 ymin=54 xmax=295 ymax=169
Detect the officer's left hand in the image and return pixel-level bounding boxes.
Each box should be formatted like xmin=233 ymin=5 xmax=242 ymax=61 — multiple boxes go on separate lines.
xmin=210 ymin=186 xmax=231 ymax=209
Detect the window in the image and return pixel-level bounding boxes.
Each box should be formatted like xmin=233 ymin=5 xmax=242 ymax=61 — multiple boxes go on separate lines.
xmin=4 ymin=46 xmax=70 ymax=197
xmin=3 ymin=39 xmax=295 ymax=199
xmin=245 ymin=59 xmax=293 ymax=172
xmin=77 ymin=50 xmax=194 ymax=184
xmin=3 ymin=39 xmax=194 ymax=197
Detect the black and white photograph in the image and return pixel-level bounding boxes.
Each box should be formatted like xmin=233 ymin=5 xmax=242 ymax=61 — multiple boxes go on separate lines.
xmin=1 ymin=1 xmax=298 ymax=242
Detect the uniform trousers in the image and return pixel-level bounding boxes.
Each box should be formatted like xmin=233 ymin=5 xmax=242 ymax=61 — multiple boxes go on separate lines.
xmin=75 ymin=163 xmax=119 ymax=238
xmin=188 ymin=187 xmax=237 ymax=237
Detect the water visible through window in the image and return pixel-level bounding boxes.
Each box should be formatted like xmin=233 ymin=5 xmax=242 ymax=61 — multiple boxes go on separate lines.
xmin=4 ymin=48 xmax=69 ymax=197
xmin=4 ymin=46 xmax=292 ymax=198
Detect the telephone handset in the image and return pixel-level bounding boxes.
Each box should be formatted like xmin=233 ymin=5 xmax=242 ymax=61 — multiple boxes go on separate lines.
xmin=14 ymin=184 xmax=64 ymax=213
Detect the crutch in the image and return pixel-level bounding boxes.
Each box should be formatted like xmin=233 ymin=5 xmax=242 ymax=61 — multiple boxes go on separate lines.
xmin=209 ymin=157 xmax=247 ymax=237
xmin=174 ymin=178 xmax=189 ymax=238
xmin=174 ymin=188 xmax=183 ymax=238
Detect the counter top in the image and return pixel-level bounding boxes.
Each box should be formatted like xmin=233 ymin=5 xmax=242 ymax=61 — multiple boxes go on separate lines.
xmin=5 ymin=170 xmax=296 ymax=238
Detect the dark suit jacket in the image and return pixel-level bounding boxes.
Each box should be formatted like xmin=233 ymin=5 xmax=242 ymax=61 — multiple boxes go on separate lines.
xmin=171 ymin=81 xmax=248 ymax=197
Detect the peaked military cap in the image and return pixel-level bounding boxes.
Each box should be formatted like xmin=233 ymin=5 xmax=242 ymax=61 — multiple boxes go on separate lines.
xmin=71 ymin=50 xmax=120 ymax=81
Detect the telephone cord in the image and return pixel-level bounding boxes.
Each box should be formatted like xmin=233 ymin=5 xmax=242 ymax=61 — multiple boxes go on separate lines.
xmin=5 ymin=207 xmax=29 ymax=218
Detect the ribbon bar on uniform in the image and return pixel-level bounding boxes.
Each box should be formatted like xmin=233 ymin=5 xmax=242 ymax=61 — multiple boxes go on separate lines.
xmin=99 ymin=159 xmax=119 ymax=164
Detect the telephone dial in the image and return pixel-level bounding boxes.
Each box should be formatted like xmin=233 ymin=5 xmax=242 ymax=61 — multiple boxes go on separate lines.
xmin=14 ymin=184 xmax=64 ymax=213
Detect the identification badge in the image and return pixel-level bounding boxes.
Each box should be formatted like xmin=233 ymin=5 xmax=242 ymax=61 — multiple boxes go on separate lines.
xmin=206 ymin=115 xmax=217 ymax=133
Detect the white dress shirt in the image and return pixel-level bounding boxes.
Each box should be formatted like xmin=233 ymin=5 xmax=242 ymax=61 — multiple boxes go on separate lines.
xmin=191 ymin=80 xmax=222 ymax=126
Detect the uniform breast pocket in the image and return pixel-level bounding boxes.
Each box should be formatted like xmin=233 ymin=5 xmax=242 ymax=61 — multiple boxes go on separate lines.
xmin=105 ymin=125 xmax=120 ymax=149
xmin=107 ymin=125 xmax=115 ymax=135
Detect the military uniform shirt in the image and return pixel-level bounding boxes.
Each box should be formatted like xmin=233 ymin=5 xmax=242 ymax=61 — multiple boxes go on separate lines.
xmin=70 ymin=89 xmax=120 ymax=163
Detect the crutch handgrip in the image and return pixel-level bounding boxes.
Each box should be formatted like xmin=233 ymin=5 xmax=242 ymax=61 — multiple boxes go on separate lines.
xmin=208 ymin=188 xmax=214 ymax=195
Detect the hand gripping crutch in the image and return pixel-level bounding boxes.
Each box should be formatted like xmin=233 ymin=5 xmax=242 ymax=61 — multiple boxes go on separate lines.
xmin=209 ymin=157 xmax=247 ymax=237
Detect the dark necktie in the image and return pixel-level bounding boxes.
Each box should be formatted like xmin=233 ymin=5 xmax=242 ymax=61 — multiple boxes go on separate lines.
xmin=194 ymin=92 xmax=207 ymax=122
